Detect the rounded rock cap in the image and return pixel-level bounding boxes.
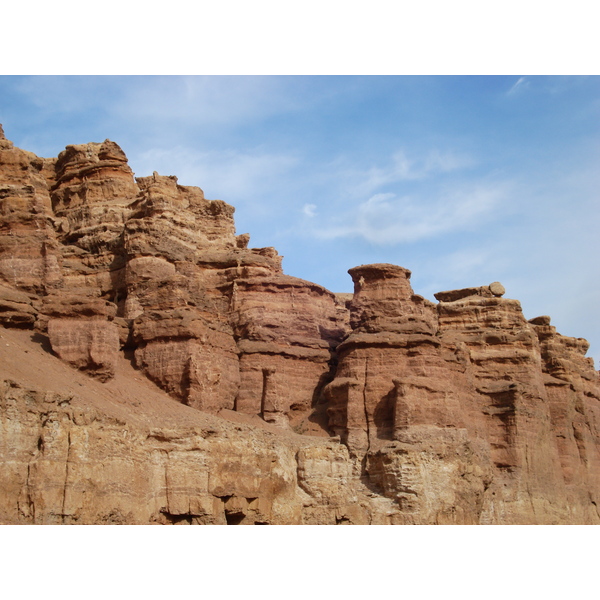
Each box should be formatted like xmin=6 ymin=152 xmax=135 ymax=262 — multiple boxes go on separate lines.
xmin=348 ymin=263 xmax=412 ymax=283
xmin=489 ymin=282 xmax=505 ymax=297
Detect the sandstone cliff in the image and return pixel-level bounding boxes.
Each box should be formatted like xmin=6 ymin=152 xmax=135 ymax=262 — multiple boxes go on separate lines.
xmin=1 ymin=125 xmax=599 ymax=524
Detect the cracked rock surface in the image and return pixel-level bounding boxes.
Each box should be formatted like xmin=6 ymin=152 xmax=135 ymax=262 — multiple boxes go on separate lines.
xmin=1 ymin=127 xmax=599 ymax=524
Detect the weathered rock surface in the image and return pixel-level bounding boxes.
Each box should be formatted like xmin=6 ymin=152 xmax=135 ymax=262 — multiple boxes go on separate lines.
xmin=0 ymin=328 xmax=383 ymax=524
xmin=321 ymin=265 xmax=599 ymax=523
xmin=1 ymin=126 xmax=599 ymax=524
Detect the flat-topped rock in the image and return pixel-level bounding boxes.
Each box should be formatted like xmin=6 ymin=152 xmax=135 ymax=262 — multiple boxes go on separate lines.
xmin=348 ymin=263 xmax=411 ymax=285
xmin=434 ymin=282 xmax=505 ymax=302
xmin=529 ymin=315 xmax=552 ymax=326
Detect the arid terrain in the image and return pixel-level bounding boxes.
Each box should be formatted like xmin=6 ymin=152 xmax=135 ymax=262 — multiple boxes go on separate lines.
xmin=1 ymin=124 xmax=599 ymax=524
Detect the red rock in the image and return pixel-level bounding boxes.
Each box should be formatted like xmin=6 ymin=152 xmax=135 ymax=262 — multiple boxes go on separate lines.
xmin=232 ymin=274 xmax=347 ymax=430
xmin=0 ymin=132 xmax=61 ymax=293
xmin=47 ymin=318 xmax=119 ymax=381
xmin=1 ymin=126 xmax=599 ymax=524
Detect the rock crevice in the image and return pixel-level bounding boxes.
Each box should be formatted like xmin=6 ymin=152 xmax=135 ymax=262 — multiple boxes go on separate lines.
xmin=1 ymin=127 xmax=599 ymax=524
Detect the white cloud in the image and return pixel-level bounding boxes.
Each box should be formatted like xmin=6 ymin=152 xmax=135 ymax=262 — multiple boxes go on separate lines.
xmin=347 ymin=149 xmax=475 ymax=199
xmin=130 ymin=145 xmax=298 ymax=205
xmin=114 ymin=76 xmax=304 ymax=130
xmin=302 ymin=203 xmax=317 ymax=217
xmin=313 ymin=185 xmax=504 ymax=245
xmin=507 ymin=76 xmax=530 ymax=96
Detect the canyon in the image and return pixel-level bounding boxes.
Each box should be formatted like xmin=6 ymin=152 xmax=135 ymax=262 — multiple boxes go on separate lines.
xmin=1 ymin=124 xmax=599 ymax=524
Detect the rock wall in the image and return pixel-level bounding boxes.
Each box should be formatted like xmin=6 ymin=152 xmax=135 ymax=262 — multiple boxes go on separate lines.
xmin=0 ymin=328 xmax=383 ymax=525
xmin=1 ymin=125 xmax=599 ymax=524
xmin=0 ymin=126 xmax=340 ymax=426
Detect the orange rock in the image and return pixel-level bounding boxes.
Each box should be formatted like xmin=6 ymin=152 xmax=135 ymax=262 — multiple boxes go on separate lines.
xmin=1 ymin=126 xmax=599 ymax=524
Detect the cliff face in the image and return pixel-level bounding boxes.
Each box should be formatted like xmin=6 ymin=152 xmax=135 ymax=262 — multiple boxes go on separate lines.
xmin=330 ymin=266 xmax=600 ymax=523
xmin=1 ymin=126 xmax=599 ymax=524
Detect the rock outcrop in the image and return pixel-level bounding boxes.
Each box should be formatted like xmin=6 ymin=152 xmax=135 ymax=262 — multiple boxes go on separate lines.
xmin=1 ymin=125 xmax=599 ymax=524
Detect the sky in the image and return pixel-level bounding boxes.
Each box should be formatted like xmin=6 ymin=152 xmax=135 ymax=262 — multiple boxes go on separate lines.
xmin=1 ymin=75 xmax=599 ymax=366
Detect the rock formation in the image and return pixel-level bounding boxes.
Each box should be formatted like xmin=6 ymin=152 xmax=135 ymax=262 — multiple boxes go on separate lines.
xmin=1 ymin=125 xmax=599 ymax=524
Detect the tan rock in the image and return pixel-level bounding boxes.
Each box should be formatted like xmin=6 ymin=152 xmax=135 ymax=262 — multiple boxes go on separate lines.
xmin=1 ymin=132 xmax=599 ymax=525
xmin=0 ymin=130 xmax=61 ymax=293
xmin=489 ymin=281 xmax=506 ymax=296
xmin=434 ymin=285 xmax=494 ymax=302
xmin=47 ymin=319 xmax=119 ymax=381
xmin=230 ymin=274 xmax=348 ymax=430
xmin=0 ymin=282 xmax=39 ymax=327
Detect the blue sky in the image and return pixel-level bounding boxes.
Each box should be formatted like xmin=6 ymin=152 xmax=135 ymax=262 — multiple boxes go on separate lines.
xmin=1 ymin=75 xmax=599 ymax=366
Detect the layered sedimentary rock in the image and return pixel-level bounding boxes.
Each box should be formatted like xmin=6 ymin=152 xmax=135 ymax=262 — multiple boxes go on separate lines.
xmin=326 ymin=264 xmax=441 ymax=452
xmin=0 ymin=127 xmax=341 ymax=425
xmin=0 ymin=327 xmax=387 ymax=525
xmin=231 ymin=274 xmax=347 ymax=430
xmin=1 ymin=126 xmax=599 ymax=524
xmin=321 ymin=264 xmax=600 ymax=523
xmin=0 ymin=126 xmax=61 ymax=294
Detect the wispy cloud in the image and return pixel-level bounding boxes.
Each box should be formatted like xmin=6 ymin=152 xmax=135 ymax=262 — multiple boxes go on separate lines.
xmin=302 ymin=203 xmax=317 ymax=217
xmin=115 ymin=76 xmax=303 ymax=130
xmin=312 ymin=184 xmax=505 ymax=245
xmin=507 ymin=76 xmax=530 ymax=96
xmin=353 ymin=149 xmax=475 ymax=197
xmin=131 ymin=145 xmax=298 ymax=208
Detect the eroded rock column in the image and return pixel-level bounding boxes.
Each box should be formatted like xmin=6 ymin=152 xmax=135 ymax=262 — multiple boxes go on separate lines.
xmin=326 ymin=264 xmax=445 ymax=453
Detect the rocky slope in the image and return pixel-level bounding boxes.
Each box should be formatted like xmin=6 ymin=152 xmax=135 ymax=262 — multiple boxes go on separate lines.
xmin=1 ymin=125 xmax=599 ymax=524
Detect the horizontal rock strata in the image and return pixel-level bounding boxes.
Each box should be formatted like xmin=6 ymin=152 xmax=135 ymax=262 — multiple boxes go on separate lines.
xmin=1 ymin=125 xmax=599 ymax=524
